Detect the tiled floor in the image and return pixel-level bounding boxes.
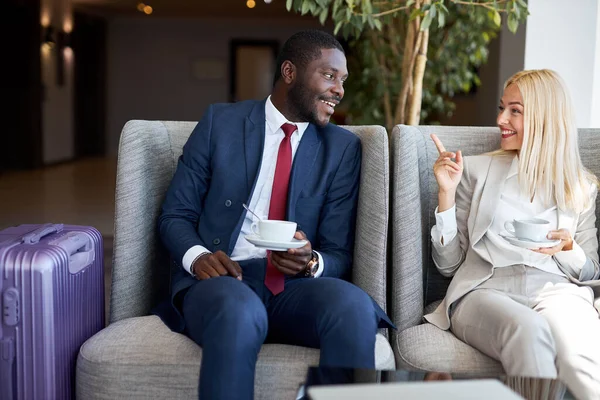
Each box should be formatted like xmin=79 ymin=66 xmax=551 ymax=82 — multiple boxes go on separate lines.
xmin=1 ymin=157 xmax=118 ymax=322
xmin=0 ymin=157 xmax=117 ymax=236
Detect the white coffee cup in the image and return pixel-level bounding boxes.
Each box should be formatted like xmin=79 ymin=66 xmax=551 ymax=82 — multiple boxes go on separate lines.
xmin=504 ymin=218 xmax=551 ymax=242
xmin=251 ymin=220 xmax=297 ymax=242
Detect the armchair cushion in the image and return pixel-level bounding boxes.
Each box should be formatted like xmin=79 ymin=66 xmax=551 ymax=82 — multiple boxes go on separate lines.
xmin=77 ymin=316 xmax=395 ymax=400
xmin=395 ymin=323 xmax=502 ymax=375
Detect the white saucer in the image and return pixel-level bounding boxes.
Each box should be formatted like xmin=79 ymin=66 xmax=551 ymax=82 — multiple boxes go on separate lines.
xmin=245 ymin=234 xmax=308 ymax=251
xmin=499 ymin=233 xmax=561 ymax=249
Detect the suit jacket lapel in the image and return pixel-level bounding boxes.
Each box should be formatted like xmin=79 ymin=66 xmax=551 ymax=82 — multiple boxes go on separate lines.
xmin=243 ymin=100 xmax=267 ymax=195
xmin=471 ymin=155 xmax=513 ymax=246
xmin=287 ymin=124 xmax=321 ymax=219
xmin=228 ymin=100 xmax=266 ymax=254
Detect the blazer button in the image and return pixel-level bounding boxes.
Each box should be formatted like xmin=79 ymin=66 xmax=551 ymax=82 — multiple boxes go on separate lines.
xmin=213 ymin=238 xmax=221 ymax=245
xmin=225 ymin=200 xmax=232 ymax=207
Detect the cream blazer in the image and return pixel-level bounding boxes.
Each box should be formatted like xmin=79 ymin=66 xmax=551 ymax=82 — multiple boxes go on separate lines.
xmin=424 ymin=154 xmax=600 ymax=330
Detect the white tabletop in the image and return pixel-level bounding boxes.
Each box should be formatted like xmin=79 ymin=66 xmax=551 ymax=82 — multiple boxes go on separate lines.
xmin=307 ymin=379 xmax=525 ymax=400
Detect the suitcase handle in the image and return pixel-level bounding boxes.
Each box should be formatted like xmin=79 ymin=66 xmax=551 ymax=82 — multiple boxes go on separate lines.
xmin=22 ymin=223 xmax=64 ymax=244
xmin=51 ymin=232 xmax=96 ymax=274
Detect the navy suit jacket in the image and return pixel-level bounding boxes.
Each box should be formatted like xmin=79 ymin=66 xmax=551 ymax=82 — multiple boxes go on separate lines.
xmin=157 ymin=99 xmax=363 ymax=331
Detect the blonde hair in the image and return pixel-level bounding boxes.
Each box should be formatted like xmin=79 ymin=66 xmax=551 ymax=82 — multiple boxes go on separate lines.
xmin=497 ymin=69 xmax=597 ymax=213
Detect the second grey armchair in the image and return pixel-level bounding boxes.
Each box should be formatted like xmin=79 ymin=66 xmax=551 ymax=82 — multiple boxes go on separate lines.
xmin=390 ymin=124 xmax=600 ymax=376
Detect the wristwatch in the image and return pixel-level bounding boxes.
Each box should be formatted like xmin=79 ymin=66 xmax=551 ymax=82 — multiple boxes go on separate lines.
xmin=304 ymin=251 xmax=319 ymax=277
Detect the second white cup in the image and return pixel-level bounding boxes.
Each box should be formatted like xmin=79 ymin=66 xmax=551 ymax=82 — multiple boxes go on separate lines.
xmin=504 ymin=218 xmax=551 ymax=242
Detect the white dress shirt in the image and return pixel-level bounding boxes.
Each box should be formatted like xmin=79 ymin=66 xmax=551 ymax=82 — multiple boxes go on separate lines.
xmin=182 ymin=96 xmax=325 ymax=277
xmin=432 ymin=156 xmax=587 ymax=276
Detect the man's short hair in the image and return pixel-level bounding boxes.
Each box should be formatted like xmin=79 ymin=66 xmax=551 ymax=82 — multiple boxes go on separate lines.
xmin=273 ymin=30 xmax=344 ymax=85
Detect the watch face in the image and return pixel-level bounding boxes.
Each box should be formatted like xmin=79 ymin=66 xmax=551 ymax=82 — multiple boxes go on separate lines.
xmin=305 ymin=257 xmax=318 ymax=277
xmin=309 ymin=257 xmax=319 ymax=275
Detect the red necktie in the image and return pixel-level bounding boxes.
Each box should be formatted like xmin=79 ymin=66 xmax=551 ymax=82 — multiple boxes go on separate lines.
xmin=265 ymin=123 xmax=296 ymax=295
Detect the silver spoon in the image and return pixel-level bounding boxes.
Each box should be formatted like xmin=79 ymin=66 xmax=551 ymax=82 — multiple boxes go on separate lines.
xmin=242 ymin=203 xmax=263 ymax=221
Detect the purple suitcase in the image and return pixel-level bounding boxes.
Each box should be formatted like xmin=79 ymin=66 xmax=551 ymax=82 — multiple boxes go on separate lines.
xmin=0 ymin=223 xmax=105 ymax=400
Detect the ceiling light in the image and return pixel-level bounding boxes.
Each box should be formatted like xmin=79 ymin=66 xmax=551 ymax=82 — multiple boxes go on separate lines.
xmin=264 ymin=0 xmax=272 ymax=3
xmin=137 ymin=3 xmax=145 ymax=11
xmin=246 ymin=0 xmax=256 ymax=8
xmin=143 ymin=5 xmax=153 ymax=14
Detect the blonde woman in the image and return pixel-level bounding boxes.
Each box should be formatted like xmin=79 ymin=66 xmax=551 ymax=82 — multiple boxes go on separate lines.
xmin=426 ymin=69 xmax=600 ymax=399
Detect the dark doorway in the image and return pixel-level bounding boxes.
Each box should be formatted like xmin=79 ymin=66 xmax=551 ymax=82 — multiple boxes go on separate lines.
xmin=0 ymin=0 xmax=43 ymax=171
xmin=73 ymin=12 xmax=107 ymax=158
xmin=229 ymin=40 xmax=279 ymax=103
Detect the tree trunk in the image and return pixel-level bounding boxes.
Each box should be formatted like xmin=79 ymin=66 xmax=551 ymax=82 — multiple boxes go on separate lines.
xmin=369 ymin=30 xmax=393 ymax=130
xmin=407 ymin=27 xmax=429 ymax=125
xmin=394 ymin=18 xmax=420 ymax=129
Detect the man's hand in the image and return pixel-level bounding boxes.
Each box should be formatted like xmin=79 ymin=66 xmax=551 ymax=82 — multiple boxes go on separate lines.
xmin=191 ymin=250 xmax=242 ymax=280
xmin=531 ymin=229 xmax=574 ymax=255
xmin=271 ymin=231 xmax=313 ymax=276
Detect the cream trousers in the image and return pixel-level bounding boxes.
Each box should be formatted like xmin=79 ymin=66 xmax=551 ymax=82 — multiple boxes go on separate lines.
xmin=450 ymin=265 xmax=600 ymax=400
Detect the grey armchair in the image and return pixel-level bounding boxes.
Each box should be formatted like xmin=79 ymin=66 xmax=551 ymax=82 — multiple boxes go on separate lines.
xmin=389 ymin=125 xmax=600 ymax=375
xmin=76 ymin=120 xmax=395 ymax=400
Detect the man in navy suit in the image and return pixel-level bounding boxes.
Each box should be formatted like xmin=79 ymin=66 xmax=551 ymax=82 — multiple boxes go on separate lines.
xmin=156 ymin=30 xmax=392 ymax=400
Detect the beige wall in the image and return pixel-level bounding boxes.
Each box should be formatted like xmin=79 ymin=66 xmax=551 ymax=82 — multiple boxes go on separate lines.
xmin=106 ymin=16 xmax=325 ymax=155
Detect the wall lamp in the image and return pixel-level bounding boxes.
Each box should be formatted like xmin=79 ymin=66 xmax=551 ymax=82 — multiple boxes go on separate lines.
xmin=41 ymin=25 xmax=72 ymax=87
xmin=42 ymin=26 xmax=56 ymax=50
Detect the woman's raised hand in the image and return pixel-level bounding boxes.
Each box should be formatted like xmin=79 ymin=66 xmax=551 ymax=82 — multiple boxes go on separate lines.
xmin=431 ymin=133 xmax=463 ymax=197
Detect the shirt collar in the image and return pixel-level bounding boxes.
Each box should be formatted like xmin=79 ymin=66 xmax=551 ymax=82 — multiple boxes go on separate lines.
xmin=507 ymin=154 xmax=518 ymax=180
xmin=265 ymin=95 xmax=309 ymax=139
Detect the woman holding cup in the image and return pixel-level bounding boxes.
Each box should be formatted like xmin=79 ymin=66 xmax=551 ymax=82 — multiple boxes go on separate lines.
xmin=426 ymin=69 xmax=600 ymax=399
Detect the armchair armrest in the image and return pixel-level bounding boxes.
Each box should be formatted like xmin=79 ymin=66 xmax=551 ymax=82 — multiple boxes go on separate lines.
xmin=390 ymin=125 xmax=430 ymax=332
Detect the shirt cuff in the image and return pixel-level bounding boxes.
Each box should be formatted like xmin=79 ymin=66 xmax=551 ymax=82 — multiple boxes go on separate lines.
xmin=313 ymin=250 xmax=325 ymax=278
xmin=431 ymin=205 xmax=458 ymax=246
xmin=183 ymin=245 xmax=212 ymax=275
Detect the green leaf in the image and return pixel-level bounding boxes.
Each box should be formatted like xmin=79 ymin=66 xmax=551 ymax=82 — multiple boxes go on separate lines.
xmin=373 ymin=18 xmax=382 ymax=31
xmin=507 ymin=13 xmax=519 ymax=32
xmin=437 ymin=6 xmax=446 ymax=27
xmin=334 ymin=20 xmax=344 ymax=35
xmin=406 ymin=0 xmax=415 ymax=7
xmin=333 ymin=0 xmax=340 ymax=16
xmin=319 ymin=8 xmax=328 ymax=25
xmin=513 ymin=3 xmax=521 ymax=19
xmin=517 ymin=0 xmax=527 ymax=7
xmin=492 ymin=10 xmax=501 ymax=27
xmin=421 ymin=10 xmax=434 ymax=31
xmin=301 ymin=1 xmax=310 ymax=15
xmin=429 ymin=4 xmax=437 ymax=20
xmin=286 ymin=0 xmax=293 ymax=11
